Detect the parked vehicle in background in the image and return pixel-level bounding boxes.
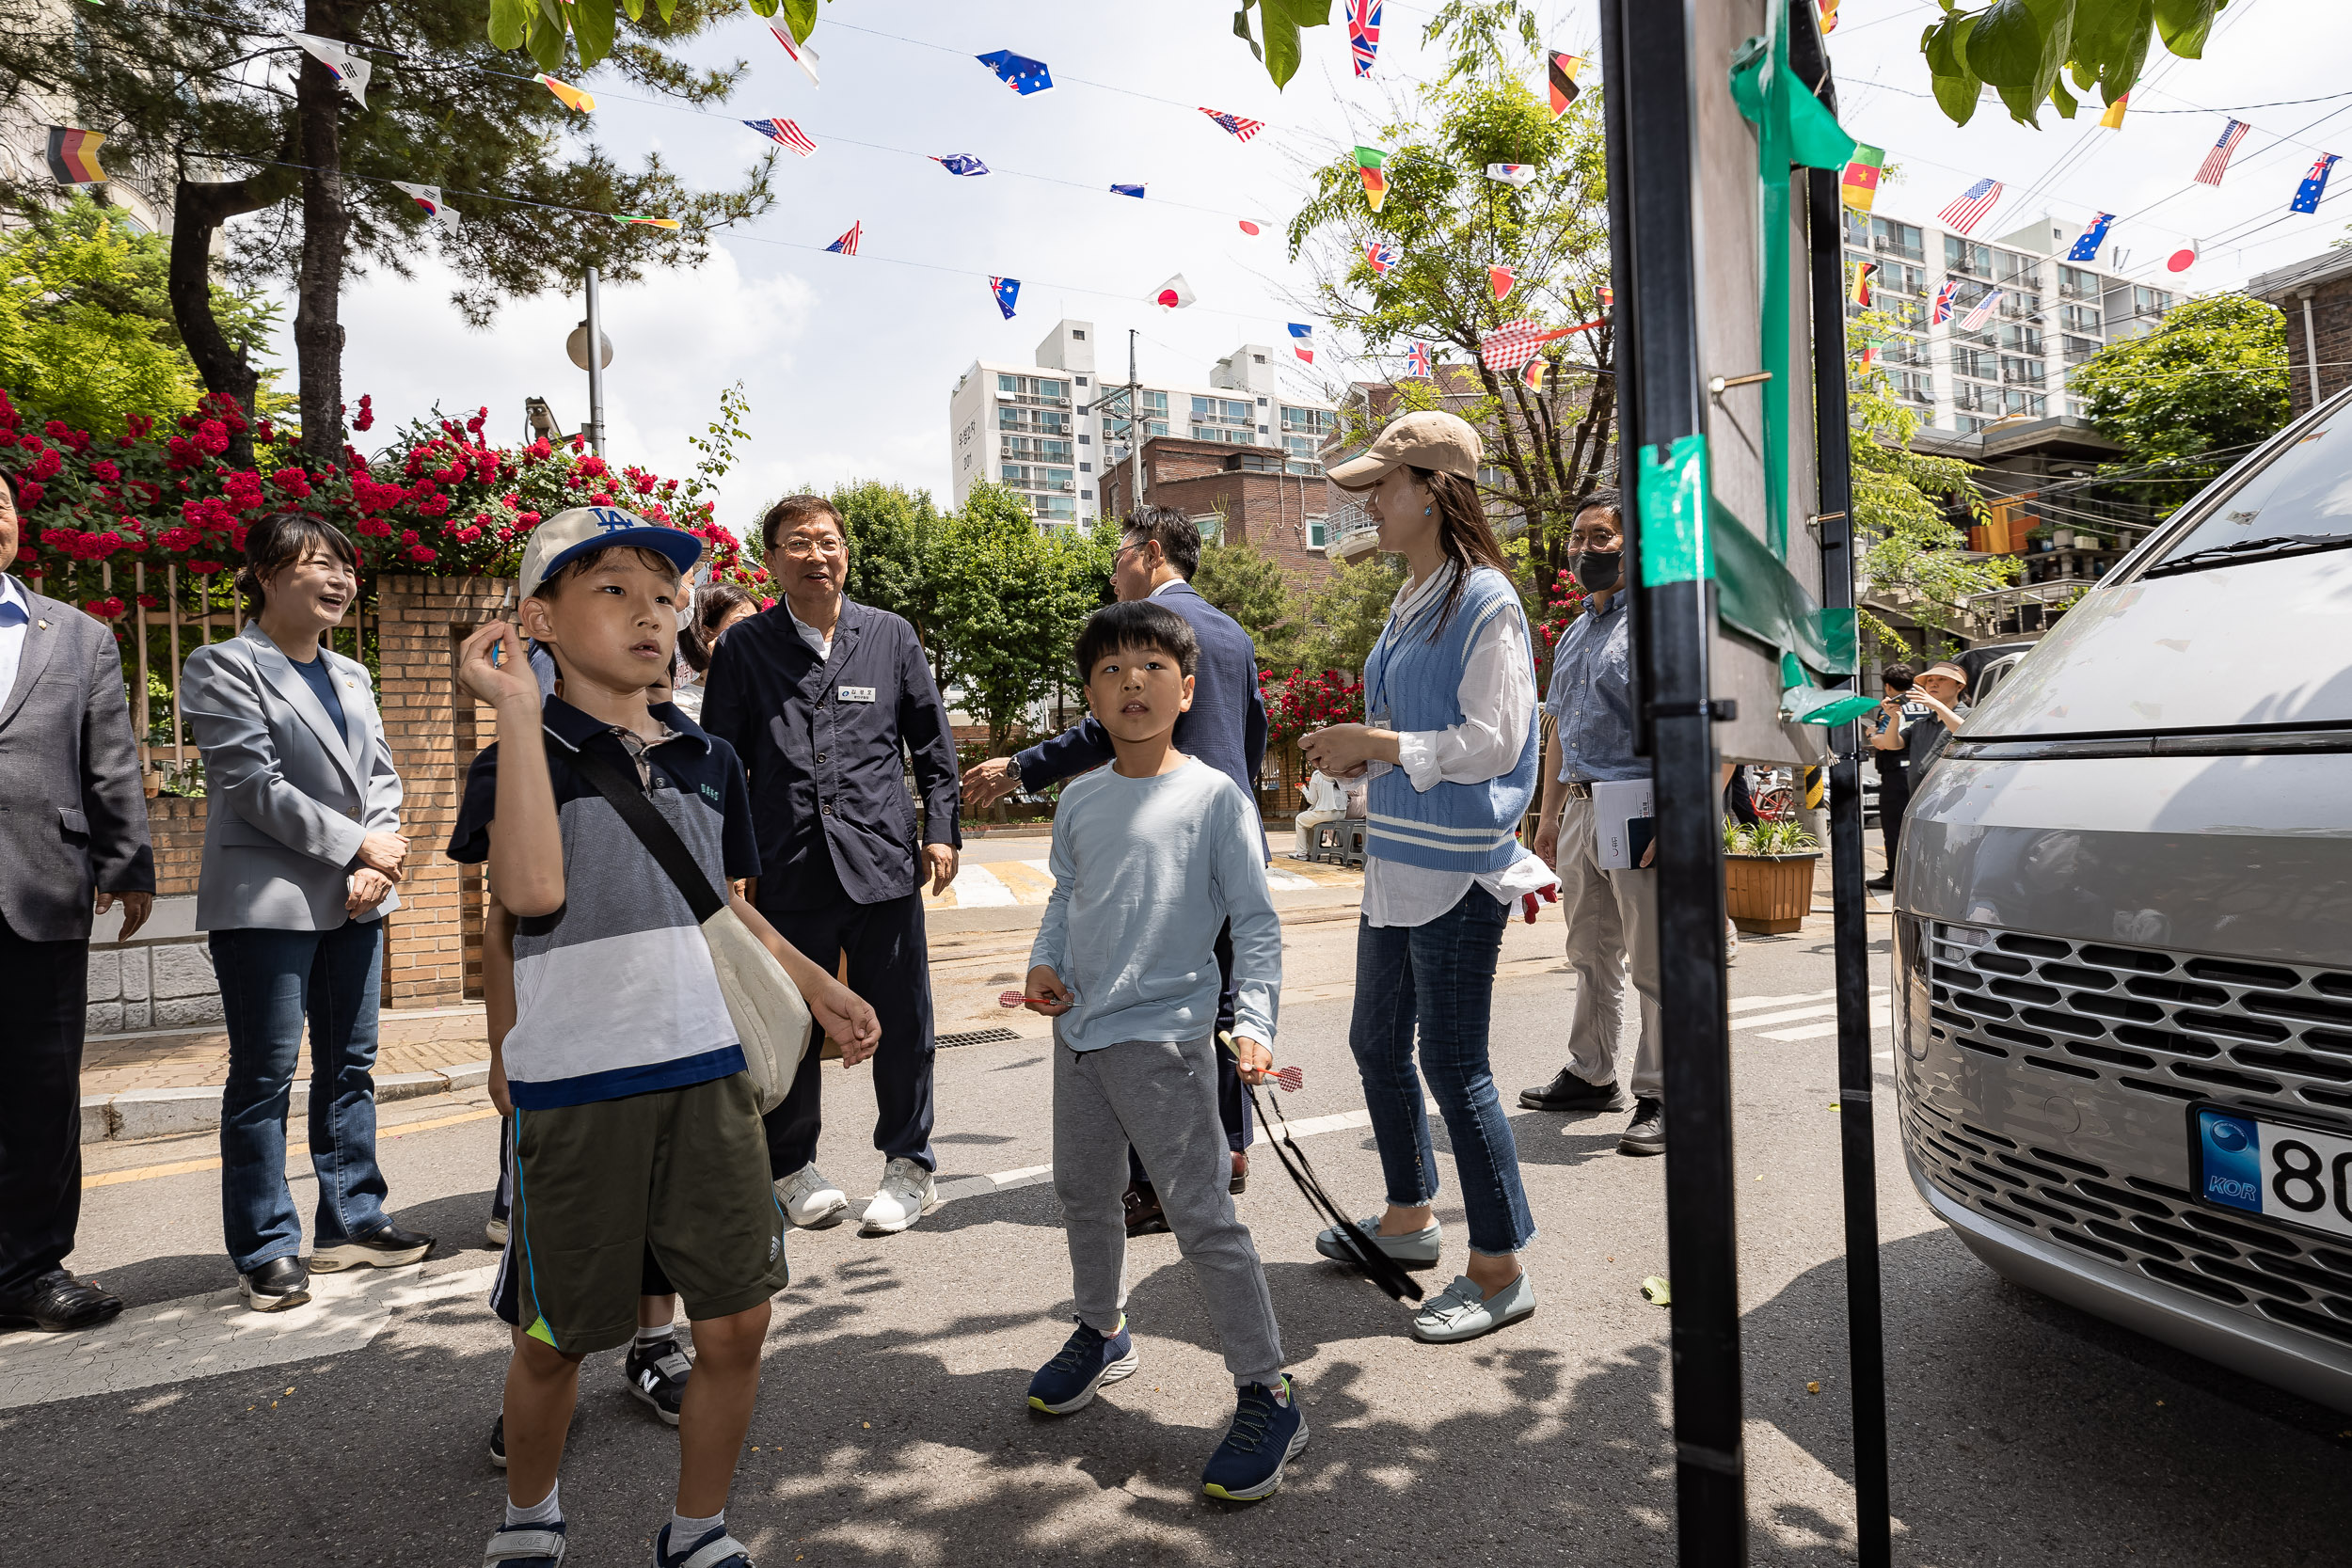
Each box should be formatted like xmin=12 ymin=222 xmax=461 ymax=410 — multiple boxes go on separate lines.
xmin=1894 ymin=384 xmax=2352 ymax=1412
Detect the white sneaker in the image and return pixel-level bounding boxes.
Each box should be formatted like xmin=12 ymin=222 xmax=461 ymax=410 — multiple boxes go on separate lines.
xmin=775 ymin=1163 xmax=850 ymax=1229
xmin=485 ymin=1215 xmax=509 ymax=1247
xmin=860 ymin=1157 xmax=939 ymax=1235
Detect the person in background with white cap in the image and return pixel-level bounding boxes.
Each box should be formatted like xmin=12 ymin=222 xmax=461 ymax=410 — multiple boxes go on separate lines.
xmin=1298 ymin=410 xmax=1554 ymax=1346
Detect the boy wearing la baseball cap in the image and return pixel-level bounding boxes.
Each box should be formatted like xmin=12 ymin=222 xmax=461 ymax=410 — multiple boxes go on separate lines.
xmin=451 ymin=507 xmax=882 ymax=1568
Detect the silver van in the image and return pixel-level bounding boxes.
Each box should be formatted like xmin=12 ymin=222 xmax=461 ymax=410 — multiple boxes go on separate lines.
xmin=1895 ymin=385 xmax=2352 ymax=1412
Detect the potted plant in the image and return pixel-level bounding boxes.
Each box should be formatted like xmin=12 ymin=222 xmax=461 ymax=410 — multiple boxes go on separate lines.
xmin=1723 ymin=817 xmax=1822 ymax=935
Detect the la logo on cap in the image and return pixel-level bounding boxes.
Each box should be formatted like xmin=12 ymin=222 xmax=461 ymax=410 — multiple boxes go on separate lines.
xmin=588 ymin=507 xmax=641 ymax=532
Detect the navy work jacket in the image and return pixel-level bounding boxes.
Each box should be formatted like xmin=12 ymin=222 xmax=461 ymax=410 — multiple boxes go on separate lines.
xmin=702 ymin=598 xmax=961 ymax=908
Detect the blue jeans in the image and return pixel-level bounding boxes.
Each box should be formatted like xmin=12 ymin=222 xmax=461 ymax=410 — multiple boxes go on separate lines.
xmin=210 ymin=921 xmax=389 ymax=1274
xmin=1347 ymin=887 xmax=1536 ymax=1257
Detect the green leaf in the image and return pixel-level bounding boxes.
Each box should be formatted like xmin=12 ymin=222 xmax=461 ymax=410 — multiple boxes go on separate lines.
xmin=620 ymin=0 xmax=644 ymax=22
xmin=526 ymin=12 xmax=569 ymax=73
xmin=745 ymin=0 xmax=780 ymax=15
xmin=2047 ymin=73 xmax=2078 ymax=117
xmin=781 ymin=0 xmax=821 ymax=44
xmin=1233 ymin=7 xmax=1263 ymax=61
xmin=2068 ymin=0 xmax=2153 ymax=97
xmin=487 ymin=0 xmax=530 ymax=51
xmin=1965 ymin=0 xmax=2056 ymax=87
xmin=573 ymin=0 xmax=616 ymax=68
xmin=1263 ymin=14 xmax=1303 ymax=87
xmin=1923 ymin=14 xmax=1982 ymax=125
xmin=655 ymin=0 xmax=676 ymax=22
xmin=2153 ymin=0 xmax=2221 ymax=56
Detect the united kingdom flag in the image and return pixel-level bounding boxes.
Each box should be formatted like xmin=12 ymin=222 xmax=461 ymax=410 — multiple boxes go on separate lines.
xmin=1348 ymin=0 xmax=1382 ymax=77
xmin=1364 ymin=239 xmax=1401 ymax=274
xmin=1931 ymin=277 xmax=1963 ymax=326
xmin=1199 ymin=107 xmax=1264 ymax=142
xmin=1406 ymin=341 xmax=1432 ymax=378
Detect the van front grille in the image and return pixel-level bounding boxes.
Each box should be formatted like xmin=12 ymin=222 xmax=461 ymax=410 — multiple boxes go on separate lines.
xmin=1927 ymin=924 xmax=2352 ymax=1115
xmin=1905 ymin=1095 xmax=2352 ymax=1349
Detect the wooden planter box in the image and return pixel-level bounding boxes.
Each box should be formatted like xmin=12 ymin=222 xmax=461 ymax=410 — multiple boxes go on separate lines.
xmin=1724 ymin=851 xmax=1821 ymax=935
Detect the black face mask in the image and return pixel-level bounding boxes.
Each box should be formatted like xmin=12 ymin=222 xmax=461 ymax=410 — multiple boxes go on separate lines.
xmin=1571 ymin=548 xmax=1623 ymax=594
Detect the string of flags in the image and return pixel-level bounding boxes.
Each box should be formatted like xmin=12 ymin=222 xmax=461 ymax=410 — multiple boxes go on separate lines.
xmin=2168 ymin=239 xmax=2199 ymax=273
xmin=1959 ymin=288 xmax=2000 ymax=331
xmin=1237 ymin=219 xmax=1266 ymax=237
xmin=44 ymin=126 xmax=106 ymax=184
xmin=1354 ymin=146 xmax=1390 ymax=212
xmin=2099 ymin=93 xmax=2129 ymax=130
xmin=1152 ymin=274 xmax=1196 ymax=310
xmin=2195 ymin=119 xmax=2249 ymax=186
xmin=538 ymin=73 xmax=594 ymax=113
xmin=1480 ymin=319 xmax=1577 ymax=372
xmin=1348 ymin=0 xmax=1381 ymax=77
xmin=1486 ymin=164 xmax=1537 ymax=188
xmin=2067 ymin=213 xmax=2114 ymax=261
xmin=1111 ymin=182 xmax=1147 ymax=198
xmin=825 ymin=221 xmax=862 ymax=255
xmin=933 ymin=153 xmax=990 ymax=176
xmin=1936 ymin=177 xmax=2004 ymax=235
xmin=745 ymin=118 xmax=817 ymax=157
xmin=1848 ymin=260 xmax=1875 ymax=308
xmin=621 ymin=214 xmax=682 ymax=230
xmin=1489 ymin=264 xmax=1516 ymax=301
xmin=2293 ymin=153 xmax=2340 ymax=214
xmin=977 ymin=49 xmax=1053 ymax=95
xmin=1549 ymin=54 xmax=1584 ymax=119
xmin=1839 ymin=144 xmax=1883 ymax=214
xmin=770 ymin=24 xmax=820 ymax=87
xmin=992 ymin=277 xmax=1021 ymax=319
xmin=1931 ymin=278 xmax=1963 ymax=326
xmin=1364 ymin=240 xmax=1401 ymax=274
xmin=1200 ymin=108 xmax=1263 ymax=142
xmin=1406 ymin=341 xmax=1433 ymax=378
xmin=284 ymin=32 xmax=372 ymax=108
xmin=1289 ymin=324 xmax=1315 ymax=364
xmin=391 ymin=182 xmax=461 ymax=233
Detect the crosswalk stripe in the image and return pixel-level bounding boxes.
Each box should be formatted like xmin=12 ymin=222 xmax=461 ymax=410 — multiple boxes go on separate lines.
xmin=1762 ymin=1009 xmax=1893 ymax=1042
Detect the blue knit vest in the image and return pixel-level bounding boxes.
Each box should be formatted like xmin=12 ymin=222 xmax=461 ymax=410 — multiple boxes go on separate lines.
xmin=1360 ymin=564 xmax=1538 ymax=873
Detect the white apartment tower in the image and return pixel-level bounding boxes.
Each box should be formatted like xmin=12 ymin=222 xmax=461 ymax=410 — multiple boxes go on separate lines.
xmin=948 ymin=319 xmax=1336 ymax=530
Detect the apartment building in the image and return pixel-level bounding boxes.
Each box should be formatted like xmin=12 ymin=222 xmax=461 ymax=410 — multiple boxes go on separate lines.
xmin=946 ymin=318 xmax=1337 ymax=531
xmin=1845 ymin=208 xmax=2172 ymax=435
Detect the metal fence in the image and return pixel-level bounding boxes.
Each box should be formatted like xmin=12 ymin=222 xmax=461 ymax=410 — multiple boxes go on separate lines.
xmin=38 ymin=558 xmax=375 ymax=798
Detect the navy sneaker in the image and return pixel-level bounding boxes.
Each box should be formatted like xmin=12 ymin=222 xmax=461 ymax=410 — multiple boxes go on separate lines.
xmin=1025 ymin=1317 xmax=1139 ymax=1415
xmin=1200 ymin=1375 xmax=1310 ymax=1502
xmin=653 ymin=1523 xmax=752 ymax=1568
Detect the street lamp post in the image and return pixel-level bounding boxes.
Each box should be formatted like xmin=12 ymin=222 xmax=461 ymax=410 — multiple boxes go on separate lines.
xmin=565 ymin=266 xmax=614 ymax=457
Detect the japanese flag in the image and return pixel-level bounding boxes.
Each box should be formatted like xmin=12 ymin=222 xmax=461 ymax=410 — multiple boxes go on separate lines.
xmin=1151 ymin=274 xmax=1196 ymax=310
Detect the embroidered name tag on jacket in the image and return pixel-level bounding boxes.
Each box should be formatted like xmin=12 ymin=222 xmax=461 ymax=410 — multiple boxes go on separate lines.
xmin=837 ymin=685 xmax=877 ymax=704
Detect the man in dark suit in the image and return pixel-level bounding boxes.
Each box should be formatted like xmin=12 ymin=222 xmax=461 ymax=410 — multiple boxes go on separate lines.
xmin=962 ymin=506 xmax=1270 ymax=1233
xmin=0 ymin=467 xmax=154 ymax=1332
xmin=702 ymin=495 xmax=962 ymax=1238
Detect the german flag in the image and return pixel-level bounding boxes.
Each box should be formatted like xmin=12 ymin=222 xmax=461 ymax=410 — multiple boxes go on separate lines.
xmin=1548 ymin=54 xmax=1584 ymax=119
xmin=45 ymin=126 xmax=108 ymax=185
xmin=1850 ymin=260 xmax=1877 ymax=308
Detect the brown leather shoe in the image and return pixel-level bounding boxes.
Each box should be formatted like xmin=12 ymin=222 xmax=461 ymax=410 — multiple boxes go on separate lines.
xmin=0 ymin=1270 xmax=124 ymax=1333
xmin=1230 ymin=1151 xmax=1249 ymax=1196
xmin=1122 ymin=1182 xmax=1169 ymax=1238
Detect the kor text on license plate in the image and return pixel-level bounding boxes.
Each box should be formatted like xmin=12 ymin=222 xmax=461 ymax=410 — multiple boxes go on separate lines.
xmin=2193 ymin=1105 xmax=2352 ymax=1242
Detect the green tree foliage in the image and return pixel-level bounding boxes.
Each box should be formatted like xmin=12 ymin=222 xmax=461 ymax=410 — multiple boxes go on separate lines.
xmin=831 ymin=480 xmax=948 ymax=662
xmin=1847 ymin=313 xmax=2009 ymax=657
xmin=1289 ymin=67 xmax=1613 ymax=589
xmin=1294 ymin=553 xmax=1406 ymax=676
xmin=0 ymin=0 xmax=774 ymax=462
xmin=1920 ymin=0 xmax=2232 ymax=128
xmin=0 ymin=198 xmax=279 ymax=435
xmin=2067 ymin=293 xmax=2288 ymax=506
xmin=930 ymin=489 xmax=1110 ymax=751
xmin=1191 ymin=537 xmax=1304 ymax=670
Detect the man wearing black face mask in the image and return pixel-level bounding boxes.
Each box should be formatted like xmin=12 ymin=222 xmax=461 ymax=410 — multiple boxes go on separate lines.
xmin=1519 ymin=491 xmax=1669 ymax=1157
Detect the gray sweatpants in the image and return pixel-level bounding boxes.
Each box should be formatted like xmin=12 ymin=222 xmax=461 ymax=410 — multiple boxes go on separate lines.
xmin=1054 ymin=1033 xmax=1283 ymax=1388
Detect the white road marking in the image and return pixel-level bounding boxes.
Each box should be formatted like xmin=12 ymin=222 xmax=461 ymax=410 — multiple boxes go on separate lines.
xmin=948 ymin=865 xmax=1018 ymax=906
xmin=1727 ymin=990 xmax=1838 ymax=1014
xmin=1732 ymin=991 xmax=1887 ymax=1032
xmin=1263 ymin=869 xmax=1320 ymax=892
xmin=1761 ymin=1007 xmax=1893 ymax=1042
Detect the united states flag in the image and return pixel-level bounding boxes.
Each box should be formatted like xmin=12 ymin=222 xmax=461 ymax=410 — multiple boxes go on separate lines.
xmin=1199 ymin=107 xmax=1264 ymax=142
xmin=2195 ymin=119 xmax=2249 ymax=186
xmin=1348 ymin=0 xmax=1381 ymax=76
xmin=1959 ymin=288 xmax=2002 ymax=331
xmin=1937 ymin=178 xmax=2004 ymax=235
xmin=744 ymin=118 xmax=817 ymax=157
xmin=825 ymin=220 xmax=861 ymax=256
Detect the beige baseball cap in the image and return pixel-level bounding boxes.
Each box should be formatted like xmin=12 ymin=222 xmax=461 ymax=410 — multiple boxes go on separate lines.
xmin=1326 ymin=409 xmax=1484 ymax=492
xmin=517 ymin=505 xmax=706 ymax=602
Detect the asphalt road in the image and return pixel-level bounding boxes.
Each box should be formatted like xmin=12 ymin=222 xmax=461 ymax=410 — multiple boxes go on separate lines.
xmin=8 ymin=902 xmax=2349 ymax=1566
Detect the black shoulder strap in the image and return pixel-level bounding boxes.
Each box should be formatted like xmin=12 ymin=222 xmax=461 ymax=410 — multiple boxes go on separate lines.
xmin=550 ymin=734 xmax=725 ymax=924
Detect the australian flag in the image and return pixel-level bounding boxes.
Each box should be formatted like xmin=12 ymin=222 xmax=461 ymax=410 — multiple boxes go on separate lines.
xmin=991 ymin=277 xmax=1020 ymax=320
xmin=977 ymin=49 xmax=1053 ymax=95
xmin=1348 ymin=0 xmax=1381 ymax=77
xmin=2067 ymin=213 xmax=2115 ymax=261
xmin=2292 ymin=153 xmax=2340 ymax=214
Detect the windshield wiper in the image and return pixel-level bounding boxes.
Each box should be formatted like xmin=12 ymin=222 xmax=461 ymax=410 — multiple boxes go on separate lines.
xmin=2143 ymin=531 xmax=2352 ymax=578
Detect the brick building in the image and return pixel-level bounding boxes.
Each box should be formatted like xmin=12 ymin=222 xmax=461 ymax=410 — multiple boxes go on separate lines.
xmin=1098 ymin=436 xmax=1341 ymax=588
xmin=2250 ymin=249 xmax=2352 ymax=420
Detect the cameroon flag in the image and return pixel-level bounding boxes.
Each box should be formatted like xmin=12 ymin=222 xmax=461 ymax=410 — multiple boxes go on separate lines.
xmin=45 ymin=126 xmax=107 ymax=185
xmin=1839 ymin=143 xmax=1883 ymax=214
xmin=1354 ymin=145 xmax=1390 ymax=214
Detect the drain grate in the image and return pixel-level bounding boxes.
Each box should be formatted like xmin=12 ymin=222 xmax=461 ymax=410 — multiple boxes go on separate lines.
xmin=937 ymin=1026 xmax=1021 ymax=1049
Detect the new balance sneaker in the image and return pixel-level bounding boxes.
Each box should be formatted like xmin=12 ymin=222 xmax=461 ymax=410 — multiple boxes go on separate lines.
xmin=860 ymin=1158 xmax=938 ymax=1235
xmin=485 ymin=1215 xmax=510 ymax=1247
xmin=774 ymin=1163 xmax=850 ymax=1229
xmin=310 ymin=1221 xmax=434 ymax=1272
xmin=1025 ymin=1317 xmax=1139 ymax=1415
xmin=653 ymin=1523 xmax=751 ymax=1568
xmin=624 ymin=1336 xmax=691 ymax=1426
xmin=1200 ymin=1375 xmax=1309 ymax=1501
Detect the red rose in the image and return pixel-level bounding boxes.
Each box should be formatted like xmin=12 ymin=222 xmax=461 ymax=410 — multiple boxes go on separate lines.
xmin=26 ymin=448 xmax=63 ymax=482
xmin=194 ymin=420 xmax=230 ymax=456
xmin=16 ymin=480 xmax=41 ymax=508
xmin=352 ymin=394 xmax=375 ymax=433
xmin=405 ymin=545 xmax=437 ymax=562
xmin=88 ymin=459 xmax=120 ymax=483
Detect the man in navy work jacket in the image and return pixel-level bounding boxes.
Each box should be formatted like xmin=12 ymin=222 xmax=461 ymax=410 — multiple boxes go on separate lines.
xmin=702 ymin=495 xmax=962 ymax=1238
xmin=962 ymin=505 xmax=1269 ymax=1237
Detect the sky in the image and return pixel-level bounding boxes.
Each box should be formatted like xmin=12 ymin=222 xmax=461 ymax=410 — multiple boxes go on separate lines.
xmin=299 ymin=0 xmax=2352 ymax=541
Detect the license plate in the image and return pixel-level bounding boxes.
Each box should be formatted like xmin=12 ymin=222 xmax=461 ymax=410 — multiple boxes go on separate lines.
xmin=2191 ymin=1105 xmax=2352 ymax=1242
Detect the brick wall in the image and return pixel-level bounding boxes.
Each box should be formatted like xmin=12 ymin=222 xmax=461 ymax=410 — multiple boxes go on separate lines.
xmin=375 ymin=575 xmax=515 ymax=1006
xmin=1098 ymin=439 xmax=1341 ymax=590
xmin=146 ymin=796 xmax=209 ymax=898
xmin=2281 ymin=276 xmax=2352 ymax=419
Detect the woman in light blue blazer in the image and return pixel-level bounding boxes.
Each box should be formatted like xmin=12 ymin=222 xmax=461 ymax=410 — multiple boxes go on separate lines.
xmin=181 ymin=515 xmax=434 ymax=1312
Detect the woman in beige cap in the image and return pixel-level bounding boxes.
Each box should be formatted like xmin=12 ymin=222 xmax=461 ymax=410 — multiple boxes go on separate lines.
xmin=1299 ymin=409 xmax=1555 ymax=1344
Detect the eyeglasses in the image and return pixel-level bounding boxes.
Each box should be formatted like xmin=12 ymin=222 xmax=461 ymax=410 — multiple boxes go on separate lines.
xmin=779 ymin=535 xmax=846 ymax=560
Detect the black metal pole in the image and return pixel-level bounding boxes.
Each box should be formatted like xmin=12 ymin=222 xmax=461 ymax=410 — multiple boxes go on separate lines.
xmin=1602 ymin=4 xmax=1746 ymax=1563
xmin=1804 ymin=141 xmax=1895 ymax=1568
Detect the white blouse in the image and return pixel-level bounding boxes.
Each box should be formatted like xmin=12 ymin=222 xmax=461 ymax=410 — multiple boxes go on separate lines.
xmin=1358 ymin=564 xmax=1558 ymax=928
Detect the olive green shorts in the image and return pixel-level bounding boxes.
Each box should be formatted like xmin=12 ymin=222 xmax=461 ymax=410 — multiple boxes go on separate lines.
xmin=493 ymin=1072 xmax=787 ymax=1354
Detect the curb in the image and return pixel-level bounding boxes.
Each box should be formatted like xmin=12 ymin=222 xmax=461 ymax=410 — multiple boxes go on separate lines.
xmin=81 ymin=1058 xmax=495 ymax=1146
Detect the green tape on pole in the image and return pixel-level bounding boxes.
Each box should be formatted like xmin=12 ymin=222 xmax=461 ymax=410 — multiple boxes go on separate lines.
xmin=1816 ymin=606 xmax=1858 ymax=672
xmin=1779 ymin=651 xmax=1804 ymax=689
xmin=1638 ymin=434 xmax=1713 ymax=586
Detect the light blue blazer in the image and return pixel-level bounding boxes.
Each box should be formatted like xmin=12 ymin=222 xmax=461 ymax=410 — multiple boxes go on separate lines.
xmin=181 ymin=622 xmax=404 ymax=931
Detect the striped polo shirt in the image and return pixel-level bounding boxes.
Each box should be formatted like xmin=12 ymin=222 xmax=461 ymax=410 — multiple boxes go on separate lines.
xmin=448 ymin=696 xmax=763 ymax=1110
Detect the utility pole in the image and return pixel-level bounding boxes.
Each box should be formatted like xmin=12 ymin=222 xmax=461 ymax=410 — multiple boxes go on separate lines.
xmin=1126 ymin=327 xmax=1149 ymax=509
xmin=584 ymin=265 xmax=607 ymax=457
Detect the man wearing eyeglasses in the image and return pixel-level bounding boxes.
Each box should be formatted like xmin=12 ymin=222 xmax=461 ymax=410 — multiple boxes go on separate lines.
xmin=702 ymin=495 xmax=961 ymax=1238
xmin=962 ymin=507 xmax=1270 ymax=1236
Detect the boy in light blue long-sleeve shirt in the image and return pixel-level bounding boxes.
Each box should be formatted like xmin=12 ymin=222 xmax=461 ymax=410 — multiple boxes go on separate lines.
xmin=1019 ymin=599 xmax=1303 ymax=1502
